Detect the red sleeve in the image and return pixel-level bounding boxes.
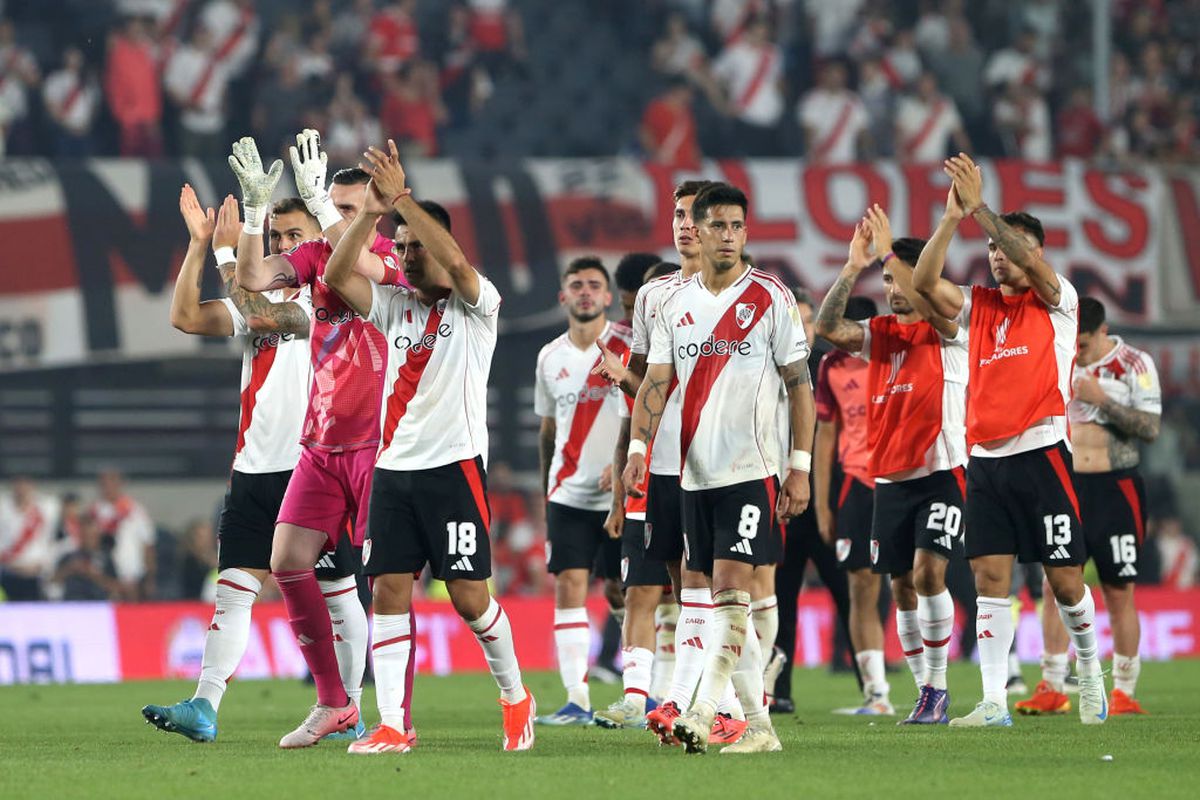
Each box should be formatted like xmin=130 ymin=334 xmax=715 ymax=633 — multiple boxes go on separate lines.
xmin=283 ymin=240 xmax=325 ymax=286
xmin=814 ymin=353 xmax=837 ymax=423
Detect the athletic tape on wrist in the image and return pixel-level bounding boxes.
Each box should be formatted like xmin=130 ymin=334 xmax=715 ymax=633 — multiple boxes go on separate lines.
xmin=212 ymin=246 xmax=236 ymax=266
xmin=242 ymin=203 xmax=266 ymax=234
xmin=627 ymin=440 xmax=648 ymax=458
xmin=789 ymin=450 xmax=812 ymax=472
xmin=313 ymin=196 xmax=341 ymax=232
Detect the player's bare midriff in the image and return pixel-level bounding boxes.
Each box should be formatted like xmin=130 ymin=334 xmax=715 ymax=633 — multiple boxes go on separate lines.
xmin=1071 ymin=420 xmax=1118 ymax=473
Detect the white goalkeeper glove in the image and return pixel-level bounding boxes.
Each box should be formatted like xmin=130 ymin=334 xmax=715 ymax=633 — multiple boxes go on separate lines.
xmin=289 ymin=128 xmax=341 ymax=232
xmin=227 ymin=137 xmax=283 ymax=235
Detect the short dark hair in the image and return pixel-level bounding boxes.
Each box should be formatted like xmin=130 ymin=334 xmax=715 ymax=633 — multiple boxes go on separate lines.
xmin=1000 ymin=211 xmax=1045 ymax=246
xmin=271 ymin=197 xmax=315 ymax=219
xmin=394 ymin=200 xmax=452 ymax=233
xmin=673 ymin=179 xmax=716 ymax=202
xmin=890 ymin=237 xmax=928 ymax=267
xmin=1079 ymin=297 xmax=1106 ymax=334
xmin=615 ymin=253 xmax=661 ymax=293
xmin=646 ymin=261 xmax=680 ymax=281
xmin=791 ymin=288 xmax=814 ymax=307
xmin=691 ymin=183 xmax=748 ymax=224
xmin=846 ymin=296 xmax=878 ymax=321
xmin=331 ymin=167 xmax=370 ymax=185
xmin=563 ymin=256 xmax=610 ymax=287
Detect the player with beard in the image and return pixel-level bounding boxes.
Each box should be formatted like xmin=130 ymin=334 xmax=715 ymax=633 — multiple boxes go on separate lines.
xmin=816 ymin=204 xmax=967 ymax=725
xmin=532 ymin=257 xmax=632 ymax=726
xmin=1017 ymin=298 xmax=1160 ymax=717
xmin=232 ymin=131 xmax=412 ymax=747
xmin=625 ymin=183 xmax=814 ymax=754
xmin=142 ymin=186 xmax=366 ymax=742
xmin=915 ymin=154 xmax=1107 ymax=727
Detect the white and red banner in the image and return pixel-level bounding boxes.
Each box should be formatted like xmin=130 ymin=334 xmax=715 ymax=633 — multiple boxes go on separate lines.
xmin=2 ymin=589 xmax=1198 ymax=684
xmin=0 ymin=158 xmax=1197 ymax=373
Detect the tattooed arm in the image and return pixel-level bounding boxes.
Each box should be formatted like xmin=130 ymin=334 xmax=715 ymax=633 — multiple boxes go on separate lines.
xmin=170 ymin=184 xmax=234 ymax=337
xmin=538 ymin=417 xmax=557 ymax=498
xmin=604 ymin=417 xmax=632 ymax=540
xmin=1100 ymin=401 xmax=1161 ymax=444
xmin=622 ymin=361 xmax=675 ymax=498
xmin=913 ymin=187 xmax=968 ymax=319
xmin=776 ymin=359 xmax=815 ymax=521
xmin=217 ymin=264 xmax=310 ymax=337
xmin=815 ymin=221 xmax=873 ymax=352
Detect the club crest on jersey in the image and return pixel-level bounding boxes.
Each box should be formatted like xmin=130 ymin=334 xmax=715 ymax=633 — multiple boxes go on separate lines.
xmin=644 ymin=522 xmax=653 ymax=548
xmin=735 ymin=303 xmax=756 ymax=330
xmin=979 ymin=315 xmax=1029 ymax=366
xmin=620 ymin=557 xmax=629 ymax=583
xmin=361 ymin=539 xmax=372 ymax=566
xmin=886 ymin=351 xmax=907 ymax=385
xmin=835 ymin=538 xmax=851 ymax=563
xmin=870 ymin=539 xmax=879 ymax=565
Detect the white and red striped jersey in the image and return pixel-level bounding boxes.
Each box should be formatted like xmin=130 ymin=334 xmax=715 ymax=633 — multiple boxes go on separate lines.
xmin=1069 ymin=336 xmax=1161 ymax=425
xmin=632 ymin=271 xmax=687 ymax=478
xmin=535 ymin=323 xmax=632 ymax=512
xmin=221 ymin=287 xmax=313 ymax=474
xmin=368 ymin=276 xmax=501 ymax=471
xmin=797 ymin=88 xmax=868 ymax=164
xmin=0 ymin=493 xmax=58 ymax=574
xmin=712 ymin=39 xmax=784 ymax=126
xmin=896 ymin=94 xmax=963 ymax=163
xmin=648 ymin=267 xmax=809 ymax=491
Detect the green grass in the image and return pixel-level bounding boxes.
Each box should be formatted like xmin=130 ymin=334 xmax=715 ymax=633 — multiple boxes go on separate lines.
xmin=2 ymin=662 xmax=1198 ymax=800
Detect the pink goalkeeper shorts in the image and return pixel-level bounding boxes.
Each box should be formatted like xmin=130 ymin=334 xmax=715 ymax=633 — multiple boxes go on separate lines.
xmin=277 ymin=446 xmax=376 ymax=547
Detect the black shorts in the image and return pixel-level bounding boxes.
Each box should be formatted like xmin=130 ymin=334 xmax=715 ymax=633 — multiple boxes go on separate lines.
xmin=364 ymin=458 xmax=492 ymax=581
xmin=645 ymin=472 xmax=685 ymax=562
xmin=1077 ymin=468 xmax=1147 ymax=584
xmin=682 ymin=477 xmax=778 ymax=572
xmin=218 ymin=470 xmax=357 ymax=578
xmin=964 ymin=442 xmax=1085 ymax=566
xmin=621 ymin=519 xmax=671 ymax=588
xmin=871 ymin=468 xmax=966 ymax=575
xmin=834 ymin=477 xmax=875 ymax=571
xmin=546 ymin=502 xmax=621 ymax=580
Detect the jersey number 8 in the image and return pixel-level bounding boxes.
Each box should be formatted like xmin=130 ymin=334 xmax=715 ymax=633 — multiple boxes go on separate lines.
xmin=738 ymin=505 xmax=760 ymax=539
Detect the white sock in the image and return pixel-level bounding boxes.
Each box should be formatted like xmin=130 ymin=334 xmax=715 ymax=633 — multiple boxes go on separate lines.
xmin=668 ymin=588 xmax=712 ymax=708
xmin=855 ymin=649 xmax=889 ymax=700
xmin=320 ymin=576 xmax=367 ymax=708
xmin=371 ymin=612 xmax=411 ymax=730
xmin=468 ymin=598 xmax=526 ymax=703
xmin=917 ymin=590 xmax=953 ymax=690
xmin=976 ymin=596 xmax=1014 ymax=706
xmin=731 ymin=612 xmax=770 ymax=727
xmin=1042 ymin=651 xmax=1070 ymax=692
xmin=1113 ymin=653 xmax=1140 ymax=696
xmin=750 ymin=594 xmax=779 ymax=654
xmin=717 ymin=683 xmax=744 ymax=720
xmin=1057 ymin=586 xmax=1100 ymax=677
xmin=193 ymin=568 xmax=261 ymax=712
xmin=554 ymin=607 xmax=591 ymax=709
xmin=651 ymin=601 xmax=678 ymax=701
xmin=896 ymin=607 xmax=925 ymax=690
xmin=691 ymin=589 xmax=750 ymax=718
xmin=621 ymin=646 xmax=653 ymax=713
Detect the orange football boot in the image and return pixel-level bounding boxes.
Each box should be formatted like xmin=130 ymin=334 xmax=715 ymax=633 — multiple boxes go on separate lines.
xmin=1109 ymin=689 xmax=1148 ymax=715
xmin=500 ymin=687 xmax=536 ymax=751
xmin=1015 ymin=680 xmax=1071 ymax=715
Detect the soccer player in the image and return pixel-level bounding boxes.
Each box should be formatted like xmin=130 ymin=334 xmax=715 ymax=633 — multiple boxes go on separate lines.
xmin=1017 ymin=298 xmax=1160 ymax=716
xmin=142 ymin=186 xmax=367 ymax=743
xmin=625 ymin=183 xmax=814 ymax=754
xmin=533 ymin=257 xmax=632 ymax=726
xmin=813 ymin=294 xmax=892 ymax=715
xmin=323 ymin=140 xmax=535 ymax=754
xmin=594 ymin=181 xmax=748 ymax=745
xmin=815 ymin=205 xmax=967 ymax=725
xmin=231 ymin=131 xmax=407 ymax=747
xmin=914 ymin=153 xmax=1108 ymax=727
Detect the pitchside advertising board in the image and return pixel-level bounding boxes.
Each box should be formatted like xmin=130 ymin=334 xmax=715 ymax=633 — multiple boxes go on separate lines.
xmin=1 ymin=591 xmax=1198 ymax=684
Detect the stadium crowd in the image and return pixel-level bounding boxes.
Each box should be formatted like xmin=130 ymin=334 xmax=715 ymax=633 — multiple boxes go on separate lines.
xmin=0 ymin=0 xmax=1196 ymax=163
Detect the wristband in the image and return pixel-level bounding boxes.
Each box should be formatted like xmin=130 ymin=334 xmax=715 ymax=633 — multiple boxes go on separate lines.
xmin=311 ymin=195 xmax=341 ymax=233
xmin=789 ymin=450 xmax=812 ymax=472
xmin=881 ymin=252 xmax=896 ymax=266
xmin=627 ymin=440 xmax=648 ymax=459
xmin=212 ymin=246 xmax=236 ymax=266
xmin=392 ymin=188 xmax=412 ymax=205
xmin=242 ymin=203 xmax=266 ymax=234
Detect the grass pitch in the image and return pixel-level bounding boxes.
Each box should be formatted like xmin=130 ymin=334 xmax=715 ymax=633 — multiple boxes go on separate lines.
xmin=2 ymin=662 xmax=1198 ymax=800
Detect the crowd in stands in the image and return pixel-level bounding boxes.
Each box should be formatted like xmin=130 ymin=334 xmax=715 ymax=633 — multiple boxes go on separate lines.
xmin=0 ymin=0 xmax=1195 ymax=163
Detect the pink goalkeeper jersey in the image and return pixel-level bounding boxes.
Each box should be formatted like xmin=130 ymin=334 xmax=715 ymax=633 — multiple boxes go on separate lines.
xmin=285 ymin=234 xmax=401 ymax=451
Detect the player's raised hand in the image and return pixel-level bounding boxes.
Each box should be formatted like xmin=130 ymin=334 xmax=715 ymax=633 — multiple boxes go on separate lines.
xmin=590 ymin=340 xmax=628 ymax=385
xmin=228 ymin=137 xmax=283 ymax=209
xmin=179 ymin=183 xmax=215 ymax=243
xmin=1072 ymin=372 xmax=1108 ymax=406
xmin=777 ymin=469 xmax=811 ymax=523
xmin=865 ymin=203 xmax=894 ymax=258
xmin=213 ymin=195 xmax=241 ymax=251
xmin=289 ymin=129 xmax=329 ymax=204
xmin=360 ymin=179 xmax=392 ymax=217
xmin=360 ymin=139 xmax=409 ymax=203
xmin=847 ymin=221 xmax=873 ymax=270
xmin=602 ymin=504 xmax=623 ymax=540
xmin=622 ymin=453 xmax=648 ymax=498
xmin=944 ymin=153 xmax=983 ymax=213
